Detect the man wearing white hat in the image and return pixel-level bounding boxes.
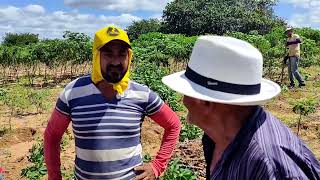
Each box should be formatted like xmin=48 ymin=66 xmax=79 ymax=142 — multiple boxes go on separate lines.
xmin=285 ymin=27 xmax=305 ymax=88
xmin=162 ymin=36 xmax=320 ymax=179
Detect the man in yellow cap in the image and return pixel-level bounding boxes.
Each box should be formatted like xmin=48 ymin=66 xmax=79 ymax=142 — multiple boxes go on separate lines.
xmin=44 ymin=25 xmax=181 ymax=180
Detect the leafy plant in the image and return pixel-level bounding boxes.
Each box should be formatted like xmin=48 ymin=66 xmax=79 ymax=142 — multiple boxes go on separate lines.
xmin=162 ymin=159 xmax=198 ymax=180
xmin=0 ymin=126 xmax=10 ymax=137
xmin=132 ymin=61 xmax=183 ymax=111
xmin=21 ymin=141 xmax=47 ymax=179
xmin=62 ymin=169 xmax=75 ymax=180
xmin=292 ymin=98 xmax=318 ymax=135
xmin=28 ymin=89 xmax=50 ymax=114
xmin=179 ymin=116 xmax=202 ymax=142
xmin=2 ymin=85 xmax=31 ymax=130
xmin=143 ymin=153 xmax=152 ymax=163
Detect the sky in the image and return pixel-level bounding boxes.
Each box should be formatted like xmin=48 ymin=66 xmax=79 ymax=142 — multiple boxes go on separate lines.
xmin=0 ymin=0 xmax=319 ymax=40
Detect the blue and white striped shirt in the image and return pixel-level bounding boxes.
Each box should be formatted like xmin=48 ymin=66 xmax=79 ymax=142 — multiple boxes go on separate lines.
xmin=203 ymin=107 xmax=320 ymax=180
xmin=56 ymin=75 xmax=163 ymax=180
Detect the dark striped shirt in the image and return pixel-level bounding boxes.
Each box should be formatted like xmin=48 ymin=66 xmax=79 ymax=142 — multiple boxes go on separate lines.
xmin=203 ymin=106 xmax=320 ymax=180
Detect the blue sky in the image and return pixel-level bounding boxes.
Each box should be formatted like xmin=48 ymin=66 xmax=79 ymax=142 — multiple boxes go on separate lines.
xmin=0 ymin=0 xmax=319 ymax=39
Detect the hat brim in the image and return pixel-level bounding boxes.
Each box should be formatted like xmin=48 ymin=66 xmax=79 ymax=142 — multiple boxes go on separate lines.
xmin=162 ymin=71 xmax=281 ymax=106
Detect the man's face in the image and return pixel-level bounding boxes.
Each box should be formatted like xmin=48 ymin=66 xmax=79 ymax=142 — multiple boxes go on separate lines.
xmin=286 ymin=30 xmax=293 ymax=37
xmin=183 ymin=96 xmax=207 ymax=126
xmin=100 ymin=40 xmax=129 ymax=83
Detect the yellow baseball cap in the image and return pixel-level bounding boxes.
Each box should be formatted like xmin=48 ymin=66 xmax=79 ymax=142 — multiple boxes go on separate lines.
xmin=91 ymin=25 xmax=133 ymax=94
xmin=93 ymin=25 xmax=131 ymax=50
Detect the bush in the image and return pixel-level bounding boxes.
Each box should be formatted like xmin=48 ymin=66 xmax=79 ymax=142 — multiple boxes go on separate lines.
xmin=126 ymin=19 xmax=162 ymax=40
xmin=132 ymin=32 xmax=197 ymax=65
xmin=132 ymin=61 xmax=183 ymax=111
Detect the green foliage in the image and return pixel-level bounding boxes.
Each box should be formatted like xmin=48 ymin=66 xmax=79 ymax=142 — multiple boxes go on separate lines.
xmin=0 ymin=126 xmax=10 ymax=137
xmin=295 ymin=27 xmax=320 ymax=45
xmin=132 ymin=61 xmax=183 ymax=111
xmin=162 ymin=159 xmax=198 ymax=180
xmin=3 ymin=85 xmax=31 ymax=113
xmin=143 ymin=153 xmax=152 ymax=163
xmin=299 ymin=38 xmax=320 ymax=67
xmin=61 ymin=170 xmax=75 ymax=180
xmin=60 ymin=133 xmax=71 ymax=151
xmin=21 ymin=141 xmax=47 ymax=179
xmin=28 ymin=89 xmax=50 ymax=113
xmin=179 ymin=116 xmax=202 ymax=142
xmin=226 ymin=31 xmax=271 ymax=55
xmin=293 ymin=98 xmax=318 ymax=135
xmin=293 ymin=99 xmax=318 ymax=116
xmin=63 ymin=31 xmax=91 ymax=43
xmin=0 ymin=88 xmax=8 ymax=103
xmin=132 ymin=32 xmax=197 ymax=64
xmin=162 ymin=0 xmax=284 ymax=36
xmin=2 ymin=33 xmax=39 ymax=46
xmin=126 ymin=19 xmax=162 ymax=40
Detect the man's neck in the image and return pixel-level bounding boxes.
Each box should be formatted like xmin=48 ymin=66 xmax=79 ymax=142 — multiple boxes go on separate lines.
xmin=96 ymin=81 xmax=117 ymax=100
xmin=202 ymin=106 xmax=255 ymax=172
xmin=202 ymin=106 xmax=255 ymax=151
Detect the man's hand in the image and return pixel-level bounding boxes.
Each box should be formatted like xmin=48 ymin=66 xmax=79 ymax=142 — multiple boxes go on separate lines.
xmin=134 ymin=163 xmax=156 ymax=180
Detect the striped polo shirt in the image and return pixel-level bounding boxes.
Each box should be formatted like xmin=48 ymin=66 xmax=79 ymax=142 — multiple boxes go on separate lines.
xmin=203 ymin=107 xmax=320 ymax=180
xmin=56 ymin=75 xmax=163 ymax=180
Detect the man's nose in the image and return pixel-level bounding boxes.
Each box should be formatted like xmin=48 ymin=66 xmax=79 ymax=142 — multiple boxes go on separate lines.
xmin=109 ymin=56 xmax=122 ymax=65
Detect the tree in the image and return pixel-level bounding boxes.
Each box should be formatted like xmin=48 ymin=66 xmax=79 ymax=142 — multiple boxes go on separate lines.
xmin=2 ymin=33 xmax=39 ymax=46
xmin=62 ymin=31 xmax=90 ymax=43
xmin=126 ymin=19 xmax=162 ymax=40
xmin=162 ymin=0 xmax=285 ymax=36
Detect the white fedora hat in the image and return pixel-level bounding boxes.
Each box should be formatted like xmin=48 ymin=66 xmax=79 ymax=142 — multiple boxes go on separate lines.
xmin=162 ymin=36 xmax=281 ymax=106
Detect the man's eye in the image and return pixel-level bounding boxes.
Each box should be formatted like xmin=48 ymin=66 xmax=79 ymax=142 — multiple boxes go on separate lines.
xmin=103 ymin=53 xmax=112 ymax=57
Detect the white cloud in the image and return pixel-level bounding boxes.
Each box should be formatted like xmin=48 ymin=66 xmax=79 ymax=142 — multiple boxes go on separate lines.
xmin=24 ymin=4 xmax=45 ymax=14
xmin=64 ymin=0 xmax=173 ymax=12
xmin=0 ymin=5 xmax=141 ymax=40
xmin=281 ymin=0 xmax=320 ymax=28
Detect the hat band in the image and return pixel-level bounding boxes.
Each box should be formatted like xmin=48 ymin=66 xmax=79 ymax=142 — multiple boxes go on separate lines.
xmin=185 ymin=66 xmax=261 ymax=95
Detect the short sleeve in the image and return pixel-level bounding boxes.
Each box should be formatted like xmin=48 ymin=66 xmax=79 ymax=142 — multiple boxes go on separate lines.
xmin=145 ymin=89 xmax=164 ymax=116
xmin=55 ymin=88 xmax=71 ymax=116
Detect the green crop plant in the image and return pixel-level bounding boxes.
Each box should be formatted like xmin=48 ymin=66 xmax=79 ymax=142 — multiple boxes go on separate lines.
xmin=162 ymin=159 xmax=198 ymax=180
xmin=179 ymin=116 xmax=202 ymax=142
xmin=21 ymin=140 xmax=47 ymax=179
xmin=28 ymin=89 xmax=51 ymax=114
xmin=2 ymin=85 xmax=31 ymax=130
xmin=293 ymin=98 xmax=318 ymax=136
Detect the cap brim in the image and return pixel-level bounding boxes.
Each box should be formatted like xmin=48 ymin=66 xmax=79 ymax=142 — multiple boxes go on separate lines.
xmin=162 ymin=71 xmax=281 ymax=106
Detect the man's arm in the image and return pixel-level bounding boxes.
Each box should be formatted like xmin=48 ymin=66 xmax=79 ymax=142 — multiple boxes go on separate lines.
xmin=286 ymin=38 xmax=301 ymax=46
xmin=148 ymin=104 xmax=181 ymax=177
xmin=44 ymin=109 xmax=71 ymax=180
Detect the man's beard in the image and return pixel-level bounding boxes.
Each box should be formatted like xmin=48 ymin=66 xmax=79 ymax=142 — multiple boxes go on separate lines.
xmin=102 ymin=64 xmax=127 ymax=83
